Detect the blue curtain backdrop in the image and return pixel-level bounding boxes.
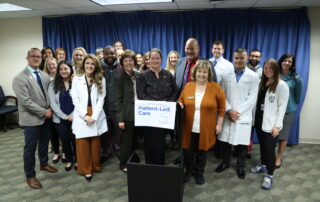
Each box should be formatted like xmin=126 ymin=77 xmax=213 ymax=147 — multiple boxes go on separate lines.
xmin=43 ymin=8 xmax=310 ymax=145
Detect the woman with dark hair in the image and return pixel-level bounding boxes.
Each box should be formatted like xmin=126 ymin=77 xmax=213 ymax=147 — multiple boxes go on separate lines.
xmin=178 ymin=59 xmax=226 ymax=185
xmin=55 ymin=48 xmax=67 ymax=63
xmin=40 ymin=47 xmax=55 ymax=71
xmin=135 ymin=52 xmax=144 ymax=71
xmin=250 ymin=59 xmax=289 ymax=190
xmin=115 ymin=50 xmax=140 ymax=172
xmin=137 ymin=48 xmax=178 ymax=165
xmin=113 ymin=40 xmax=126 ymax=51
xmin=71 ymin=54 xmax=108 ymax=181
xmin=275 ymin=54 xmax=303 ymax=168
xmin=48 ymin=60 xmax=76 ymax=171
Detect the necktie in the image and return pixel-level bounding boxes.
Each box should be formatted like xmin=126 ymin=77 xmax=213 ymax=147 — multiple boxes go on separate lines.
xmin=212 ymin=60 xmax=217 ymax=68
xmin=182 ymin=61 xmax=191 ymax=88
xmin=34 ymin=71 xmax=45 ymax=95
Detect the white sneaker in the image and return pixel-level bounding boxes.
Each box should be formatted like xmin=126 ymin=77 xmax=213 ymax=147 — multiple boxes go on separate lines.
xmin=262 ymin=176 xmax=273 ymax=190
xmin=250 ymin=164 xmax=267 ymax=174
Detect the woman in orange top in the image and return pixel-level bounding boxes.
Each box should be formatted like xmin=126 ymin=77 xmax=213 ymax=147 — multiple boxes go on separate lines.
xmin=178 ymin=59 xmax=226 ymax=185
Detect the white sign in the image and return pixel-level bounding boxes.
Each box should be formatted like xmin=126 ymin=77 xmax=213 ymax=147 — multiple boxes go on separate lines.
xmin=134 ymin=100 xmax=177 ymax=129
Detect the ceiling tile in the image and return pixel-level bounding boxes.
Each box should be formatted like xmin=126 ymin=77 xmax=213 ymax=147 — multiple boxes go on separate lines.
xmin=294 ymin=0 xmax=320 ymax=6
xmin=6 ymin=0 xmax=63 ymax=10
xmin=42 ymin=8 xmax=79 ymax=15
xmin=73 ymin=5 xmax=110 ymax=13
xmin=215 ymin=0 xmax=256 ymax=8
xmin=176 ymin=2 xmax=214 ymax=9
xmin=254 ymin=0 xmax=299 ymax=7
xmin=104 ymin=4 xmax=144 ymax=12
xmin=46 ymin=0 xmax=97 ymax=7
xmin=140 ymin=2 xmax=178 ymax=10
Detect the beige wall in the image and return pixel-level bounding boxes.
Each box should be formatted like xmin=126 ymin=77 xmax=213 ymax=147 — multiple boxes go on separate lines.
xmin=0 ymin=9 xmax=319 ymax=143
xmin=300 ymin=7 xmax=320 ymax=143
xmin=0 ymin=17 xmax=42 ymax=95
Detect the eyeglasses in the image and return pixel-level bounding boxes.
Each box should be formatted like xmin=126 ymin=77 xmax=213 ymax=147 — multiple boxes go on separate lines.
xmin=29 ymin=55 xmax=42 ymax=59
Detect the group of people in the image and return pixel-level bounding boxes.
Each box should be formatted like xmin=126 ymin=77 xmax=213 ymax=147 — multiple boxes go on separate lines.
xmin=12 ymin=38 xmax=302 ymax=191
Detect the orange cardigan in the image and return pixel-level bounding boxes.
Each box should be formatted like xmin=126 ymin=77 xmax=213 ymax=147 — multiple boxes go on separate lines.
xmin=178 ymin=82 xmax=226 ymax=151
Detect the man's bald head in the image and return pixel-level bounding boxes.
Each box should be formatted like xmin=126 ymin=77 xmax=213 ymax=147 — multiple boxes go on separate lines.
xmin=185 ymin=38 xmax=200 ymax=60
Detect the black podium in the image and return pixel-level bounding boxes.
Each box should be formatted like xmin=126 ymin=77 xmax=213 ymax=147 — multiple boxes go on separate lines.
xmin=127 ymin=152 xmax=184 ymax=202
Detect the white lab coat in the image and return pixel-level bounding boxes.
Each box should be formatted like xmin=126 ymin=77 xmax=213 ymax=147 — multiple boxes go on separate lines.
xmin=218 ymin=67 xmax=259 ymax=145
xmin=258 ymin=80 xmax=289 ymax=132
xmin=209 ymin=56 xmax=234 ymax=85
xmin=70 ymin=75 xmax=108 ymax=139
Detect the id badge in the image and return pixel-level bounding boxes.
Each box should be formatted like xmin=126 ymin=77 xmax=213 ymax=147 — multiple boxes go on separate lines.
xmin=187 ymin=96 xmax=194 ymax=100
xmin=260 ymin=104 xmax=264 ymax=111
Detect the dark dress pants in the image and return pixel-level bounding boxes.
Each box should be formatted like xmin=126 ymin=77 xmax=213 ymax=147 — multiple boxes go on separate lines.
xmin=50 ymin=119 xmax=61 ymax=155
xmin=221 ymin=141 xmax=247 ymax=168
xmin=183 ymin=133 xmax=207 ymax=176
xmin=144 ymin=127 xmax=165 ymax=165
xmin=255 ymin=125 xmax=278 ymax=175
xmin=23 ymin=119 xmax=51 ymax=179
xmin=54 ymin=120 xmax=76 ymax=163
xmin=119 ymin=121 xmax=138 ymax=168
xmin=101 ymin=114 xmax=122 ymax=158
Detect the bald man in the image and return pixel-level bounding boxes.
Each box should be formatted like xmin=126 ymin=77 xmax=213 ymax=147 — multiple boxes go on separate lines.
xmin=175 ymin=38 xmax=217 ymax=93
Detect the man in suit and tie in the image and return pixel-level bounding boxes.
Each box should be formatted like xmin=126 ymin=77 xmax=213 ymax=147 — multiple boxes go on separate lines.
xmin=12 ymin=48 xmax=58 ymax=189
xmin=175 ymin=38 xmax=217 ymax=93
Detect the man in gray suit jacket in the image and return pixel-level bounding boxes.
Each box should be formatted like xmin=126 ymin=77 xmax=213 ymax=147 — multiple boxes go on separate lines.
xmin=12 ymin=48 xmax=57 ymax=189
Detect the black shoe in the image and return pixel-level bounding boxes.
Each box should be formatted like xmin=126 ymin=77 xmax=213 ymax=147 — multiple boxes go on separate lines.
xmin=173 ymin=156 xmax=181 ymax=165
xmin=215 ymin=163 xmax=229 ymax=173
xmin=237 ymin=167 xmax=246 ymax=179
xmin=195 ymin=174 xmax=205 ymax=185
xmin=62 ymin=158 xmax=67 ymax=163
xmin=52 ymin=155 xmax=60 ymax=164
xmin=85 ymin=174 xmax=92 ymax=181
xmin=65 ymin=163 xmax=73 ymax=171
xmin=74 ymin=165 xmax=77 ymax=171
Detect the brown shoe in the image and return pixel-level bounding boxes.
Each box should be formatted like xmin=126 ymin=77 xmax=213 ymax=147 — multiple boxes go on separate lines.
xmin=26 ymin=178 xmax=42 ymax=189
xmin=40 ymin=165 xmax=58 ymax=173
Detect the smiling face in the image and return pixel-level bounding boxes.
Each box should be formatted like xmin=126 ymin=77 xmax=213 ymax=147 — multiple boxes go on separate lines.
xmin=27 ymin=49 xmax=42 ymax=69
xmin=149 ymin=52 xmax=162 ymax=70
xmin=103 ymin=48 xmax=116 ymax=65
xmin=263 ymin=62 xmax=274 ymax=79
xmin=185 ymin=39 xmax=199 ymax=60
xmin=281 ymin=57 xmax=293 ymax=73
xmin=212 ymin=44 xmax=224 ymax=59
xmin=136 ymin=54 xmax=143 ymax=65
xmin=123 ymin=57 xmax=134 ymax=73
xmin=59 ymin=64 xmax=72 ymax=80
xmin=169 ymin=53 xmax=179 ymax=66
xmin=43 ymin=49 xmax=53 ymax=60
xmin=57 ymin=50 xmax=66 ymax=62
xmin=46 ymin=59 xmax=57 ymax=74
xmin=249 ymin=51 xmax=261 ymax=66
xmin=114 ymin=42 xmax=123 ymax=50
xmin=196 ymin=66 xmax=209 ymax=83
xmin=74 ymin=50 xmax=84 ymax=66
xmin=84 ymin=58 xmax=96 ymax=76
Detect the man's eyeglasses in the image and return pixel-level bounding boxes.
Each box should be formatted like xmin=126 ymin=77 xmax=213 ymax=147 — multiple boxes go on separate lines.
xmin=29 ymin=55 xmax=42 ymax=59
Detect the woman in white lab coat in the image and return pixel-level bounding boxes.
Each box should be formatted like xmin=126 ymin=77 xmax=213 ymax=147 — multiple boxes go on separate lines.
xmin=71 ymin=54 xmax=108 ymax=181
xmin=250 ymin=59 xmax=289 ymax=190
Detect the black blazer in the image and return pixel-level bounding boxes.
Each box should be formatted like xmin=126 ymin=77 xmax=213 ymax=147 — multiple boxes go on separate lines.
xmin=115 ymin=71 xmax=140 ymax=123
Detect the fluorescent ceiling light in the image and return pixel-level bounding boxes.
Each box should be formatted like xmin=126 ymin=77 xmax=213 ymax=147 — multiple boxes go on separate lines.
xmin=0 ymin=3 xmax=31 ymax=11
xmin=91 ymin=0 xmax=174 ymax=6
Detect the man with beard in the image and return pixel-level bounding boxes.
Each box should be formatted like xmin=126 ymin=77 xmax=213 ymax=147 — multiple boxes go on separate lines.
xmin=248 ymin=49 xmax=263 ymax=78
xmin=100 ymin=45 xmax=123 ymax=164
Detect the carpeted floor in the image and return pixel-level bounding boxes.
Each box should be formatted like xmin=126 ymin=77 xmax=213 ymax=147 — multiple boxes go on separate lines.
xmin=0 ymin=128 xmax=319 ymax=201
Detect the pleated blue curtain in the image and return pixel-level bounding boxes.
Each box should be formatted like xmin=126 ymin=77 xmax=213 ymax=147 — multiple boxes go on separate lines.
xmin=42 ymin=8 xmax=310 ymax=144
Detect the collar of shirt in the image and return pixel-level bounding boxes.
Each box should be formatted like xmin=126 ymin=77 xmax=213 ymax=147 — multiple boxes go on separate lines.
xmin=234 ymin=67 xmax=245 ymax=82
xmin=280 ymin=72 xmax=292 ymax=81
xmin=248 ymin=64 xmax=261 ymax=71
xmin=27 ymin=65 xmax=41 ymax=80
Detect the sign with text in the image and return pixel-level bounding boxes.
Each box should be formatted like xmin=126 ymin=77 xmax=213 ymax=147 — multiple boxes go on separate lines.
xmin=134 ymin=100 xmax=177 ymax=129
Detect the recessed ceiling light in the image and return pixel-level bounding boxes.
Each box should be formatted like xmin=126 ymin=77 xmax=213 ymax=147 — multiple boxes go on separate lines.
xmin=91 ymin=0 xmax=174 ymax=6
xmin=0 ymin=3 xmax=31 ymax=12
